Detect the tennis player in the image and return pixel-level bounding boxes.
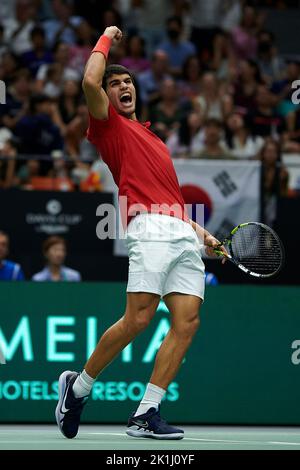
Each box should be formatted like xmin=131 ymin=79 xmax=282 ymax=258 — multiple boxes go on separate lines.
xmin=55 ymin=26 xmax=227 ymax=440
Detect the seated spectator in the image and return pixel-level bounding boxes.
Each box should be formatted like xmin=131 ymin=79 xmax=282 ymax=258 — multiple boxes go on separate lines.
xmin=138 ymin=49 xmax=170 ymax=106
xmin=211 ymin=31 xmax=237 ymax=82
xmin=120 ymin=34 xmax=151 ymax=76
xmin=256 ymin=30 xmax=284 ymax=85
xmin=0 ymin=23 xmax=9 ymax=59
xmin=14 ymin=94 xmax=64 ymax=169
xmin=68 ymin=20 xmax=95 ymax=76
xmin=166 ymin=111 xmax=205 ymax=158
xmin=148 ymin=77 xmax=191 ymax=142
xmin=247 ymin=85 xmax=285 ymax=138
xmin=0 ymin=135 xmax=17 ymax=189
xmin=32 ymin=236 xmax=81 ymax=282
xmin=230 ymin=4 xmax=261 ymax=61
xmin=196 ymin=118 xmax=232 ymax=159
xmin=233 ymin=59 xmax=263 ymax=114
xmin=157 ymin=16 xmax=197 ymax=77
xmin=0 ymin=68 xmax=31 ymax=130
xmin=0 ymin=230 xmax=25 ymax=281
xmin=42 ymin=0 xmax=83 ymax=48
xmin=259 ymin=138 xmax=289 ymax=225
xmin=35 ymin=42 xmax=80 ymax=94
xmin=2 ymin=0 xmax=37 ymax=55
xmin=21 ymin=25 xmax=53 ymax=77
xmin=193 ymin=72 xmax=233 ymax=121
xmin=225 ymin=111 xmax=264 ymax=158
xmin=178 ymin=55 xmax=202 ymax=100
xmin=0 ymin=51 xmax=21 ymax=89
xmin=14 ymin=158 xmax=41 ymax=189
xmin=42 ymin=63 xmax=64 ymax=98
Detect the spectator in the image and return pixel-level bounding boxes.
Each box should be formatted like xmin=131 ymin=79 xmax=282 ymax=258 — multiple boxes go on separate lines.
xmin=14 ymin=93 xmax=64 ymax=164
xmin=35 ymin=42 xmax=80 ymax=93
xmin=193 ymin=72 xmax=233 ymax=121
xmin=233 ymin=59 xmax=263 ymax=114
xmin=259 ymin=138 xmax=288 ymax=225
xmin=178 ymin=55 xmax=202 ymax=100
xmin=196 ymin=118 xmax=232 ymax=159
xmin=247 ymin=84 xmax=285 ymax=138
xmin=14 ymin=158 xmax=40 ymax=189
xmin=166 ymin=111 xmax=205 ymax=158
xmin=158 ymin=16 xmax=196 ymax=77
xmin=32 ymin=236 xmax=81 ymax=281
xmin=189 ymin=0 xmax=223 ymax=61
xmin=0 ymin=51 xmax=20 ymax=88
xmin=21 ymin=25 xmax=53 ymax=77
xmin=148 ymin=77 xmax=191 ymax=142
xmin=138 ymin=49 xmax=170 ymax=106
xmin=0 ymin=23 xmax=9 ymax=59
xmin=0 ymin=136 xmax=17 ymax=189
xmin=225 ymin=111 xmax=264 ymax=158
xmin=120 ymin=34 xmax=151 ymax=76
xmin=231 ymin=4 xmax=261 ymax=61
xmin=210 ymin=31 xmax=237 ymax=81
xmin=256 ymin=30 xmax=284 ymax=84
xmin=2 ymin=0 xmax=37 ymax=55
xmin=0 ymin=230 xmax=25 ymax=280
xmin=68 ymin=20 xmax=95 ymax=76
xmin=42 ymin=63 xmax=64 ymax=98
xmin=42 ymin=0 xmax=83 ymax=48
xmin=0 ymin=68 xmax=31 ymax=130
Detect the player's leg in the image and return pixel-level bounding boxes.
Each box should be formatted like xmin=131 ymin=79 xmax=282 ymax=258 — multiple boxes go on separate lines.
xmin=149 ymin=293 xmax=202 ymax=389
xmin=55 ymin=292 xmax=160 ymax=439
xmin=83 ymin=292 xmax=160 ymax=378
xmin=126 ymin=294 xmax=201 ymax=440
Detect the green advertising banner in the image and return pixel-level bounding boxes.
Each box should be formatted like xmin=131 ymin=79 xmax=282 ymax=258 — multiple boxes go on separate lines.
xmin=0 ymin=283 xmax=299 ymax=424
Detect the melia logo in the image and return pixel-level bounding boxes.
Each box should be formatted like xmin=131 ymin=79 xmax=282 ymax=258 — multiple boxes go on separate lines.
xmin=0 ymin=80 xmax=6 ymax=105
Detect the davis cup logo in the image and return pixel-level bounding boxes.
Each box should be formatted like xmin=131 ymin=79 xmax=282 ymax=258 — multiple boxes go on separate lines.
xmin=180 ymin=184 xmax=213 ymax=224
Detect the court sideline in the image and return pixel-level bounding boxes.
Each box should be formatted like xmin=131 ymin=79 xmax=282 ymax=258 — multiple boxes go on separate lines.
xmin=1 ymin=425 xmax=300 ymax=450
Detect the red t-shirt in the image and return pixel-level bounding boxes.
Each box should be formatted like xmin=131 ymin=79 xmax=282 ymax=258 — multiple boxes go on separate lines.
xmin=87 ymin=103 xmax=188 ymax=228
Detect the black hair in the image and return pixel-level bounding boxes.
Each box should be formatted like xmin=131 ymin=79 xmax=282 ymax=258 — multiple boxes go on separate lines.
xmin=102 ymin=64 xmax=135 ymax=91
xmin=30 ymin=25 xmax=45 ymax=39
xmin=166 ymin=15 xmax=183 ymax=29
xmin=29 ymin=93 xmax=52 ymax=114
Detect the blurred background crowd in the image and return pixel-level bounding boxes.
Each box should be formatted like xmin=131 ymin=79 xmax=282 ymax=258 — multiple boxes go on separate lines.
xmin=0 ymin=0 xmax=299 ymax=193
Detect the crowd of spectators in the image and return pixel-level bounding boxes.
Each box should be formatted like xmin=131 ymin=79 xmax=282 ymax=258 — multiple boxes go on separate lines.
xmin=0 ymin=0 xmax=299 ymax=198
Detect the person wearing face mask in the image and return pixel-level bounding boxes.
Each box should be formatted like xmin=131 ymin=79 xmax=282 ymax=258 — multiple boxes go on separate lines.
xmin=157 ymin=16 xmax=196 ymax=78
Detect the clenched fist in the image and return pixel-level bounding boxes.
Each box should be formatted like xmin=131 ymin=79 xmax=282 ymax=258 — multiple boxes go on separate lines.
xmin=103 ymin=26 xmax=122 ymax=45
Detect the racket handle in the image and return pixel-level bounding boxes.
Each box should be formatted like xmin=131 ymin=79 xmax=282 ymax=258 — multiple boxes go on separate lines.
xmin=213 ymin=248 xmax=232 ymax=259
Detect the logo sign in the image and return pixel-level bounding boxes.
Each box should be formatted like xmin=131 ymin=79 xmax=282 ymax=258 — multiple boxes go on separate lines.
xmin=25 ymin=200 xmax=82 ymax=235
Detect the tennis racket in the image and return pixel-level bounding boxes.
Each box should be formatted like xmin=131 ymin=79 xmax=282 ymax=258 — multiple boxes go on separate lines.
xmin=213 ymin=222 xmax=285 ymax=278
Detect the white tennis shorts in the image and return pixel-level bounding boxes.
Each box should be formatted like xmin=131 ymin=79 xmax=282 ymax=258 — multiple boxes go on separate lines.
xmin=125 ymin=213 xmax=205 ymax=300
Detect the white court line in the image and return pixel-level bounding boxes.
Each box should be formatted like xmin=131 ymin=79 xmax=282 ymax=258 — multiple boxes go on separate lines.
xmin=88 ymin=433 xmax=300 ymax=446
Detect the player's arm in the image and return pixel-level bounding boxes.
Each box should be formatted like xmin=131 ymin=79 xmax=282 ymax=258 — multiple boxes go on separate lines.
xmin=82 ymin=26 xmax=122 ymax=120
xmin=189 ymin=219 xmax=227 ymax=261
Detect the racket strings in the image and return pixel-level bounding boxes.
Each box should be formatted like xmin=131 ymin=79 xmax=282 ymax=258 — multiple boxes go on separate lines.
xmin=230 ymin=225 xmax=282 ymax=274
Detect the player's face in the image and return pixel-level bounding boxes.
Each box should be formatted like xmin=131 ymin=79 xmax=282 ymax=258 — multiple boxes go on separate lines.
xmin=106 ymin=73 xmax=136 ymax=118
xmin=0 ymin=235 xmax=8 ymax=261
